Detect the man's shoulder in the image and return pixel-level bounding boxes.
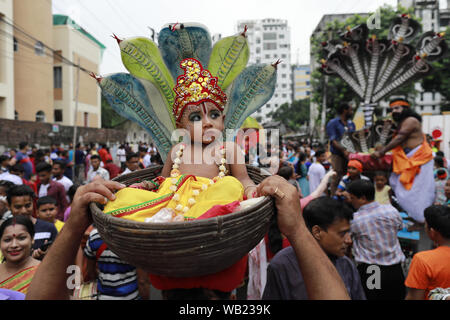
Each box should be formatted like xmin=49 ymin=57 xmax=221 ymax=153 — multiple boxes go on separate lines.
xmin=269 ymin=246 xmax=297 ymax=269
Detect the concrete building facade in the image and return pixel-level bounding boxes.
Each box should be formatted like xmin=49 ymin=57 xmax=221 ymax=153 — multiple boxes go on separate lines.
xmin=0 ymin=0 xmax=104 ymax=129
xmin=0 ymin=0 xmax=14 ymax=120
xmin=237 ymin=18 xmax=292 ymax=122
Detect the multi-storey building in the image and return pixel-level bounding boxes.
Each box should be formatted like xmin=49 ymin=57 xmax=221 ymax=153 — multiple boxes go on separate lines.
xmin=237 ymin=18 xmax=292 ymax=122
xmin=292 ymin=64 xmax=312 ymax=101
xmin=0 ymin=0 xmax=104 ymax=128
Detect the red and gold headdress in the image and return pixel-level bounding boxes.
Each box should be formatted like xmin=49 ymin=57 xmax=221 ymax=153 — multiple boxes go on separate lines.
xmin=173 ymin=58 xmax=227 ymax=122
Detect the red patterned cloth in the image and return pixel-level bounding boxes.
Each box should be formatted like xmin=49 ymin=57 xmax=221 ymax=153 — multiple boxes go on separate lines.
xmin=349 ymin=153 xmax=393 ymax=171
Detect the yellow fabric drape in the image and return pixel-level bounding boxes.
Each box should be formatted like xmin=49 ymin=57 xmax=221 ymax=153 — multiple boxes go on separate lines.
xmin=103 ymin=175 xmax=244 ymax=222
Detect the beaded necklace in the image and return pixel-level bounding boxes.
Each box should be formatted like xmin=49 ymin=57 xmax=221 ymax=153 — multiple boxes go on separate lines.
xmin=169 ymin=143 xmax=227 ymax=215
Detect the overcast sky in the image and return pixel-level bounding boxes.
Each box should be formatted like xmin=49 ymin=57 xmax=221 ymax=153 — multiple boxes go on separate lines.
xmin=51 ymin=0 xmax=404 ymax=74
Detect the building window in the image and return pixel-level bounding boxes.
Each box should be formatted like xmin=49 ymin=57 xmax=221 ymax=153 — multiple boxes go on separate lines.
xmin=36 ymin=111 xmax=45 ymax=122
xmin=14 ymin=111 xmax=18 ymax=120
xmin=256 ymin=38 xmax=261 ymax=44
xmin=281 ymin=54 xmax=287 ymax=58
xmin=265 ymin=54 xmax=270 ymax=59
xmin=256 ymin=47 xmax=260 ymax=53
xmin=282 ymin=93 xmax=287 ymax=98
xmin=54 ymin=109 xmax=63 ymax=122
xmin=306 ymin=81 xmax=310 ymax=85
xmin=420 ymin=92 xmax=424 ymax=101
xmin=34 ymin=41 xmax=45 ymax=56
xmin=306 ymin=91 xmax=310 ymax=95
xmin=432 ymin=105 xmax=435 ymax=111
xmin=13 ymin=37 xmax=18 ymax=52
xmin=54 ymin=67 xmax=62 ymax=89
xmin=84 ymin=112 xmax=89 ymax=127
xmin=279 ymin=34 xmax=285 ymax=39
xmin=263 ymin=42 xmax=277 ymax=50
xmin=282 ymin=84 xmax=287 ymax=88
xmin=282 ymin=74 xmax=287 ymax=78
xmin=263 ymin=32 xmax=277 ymax=40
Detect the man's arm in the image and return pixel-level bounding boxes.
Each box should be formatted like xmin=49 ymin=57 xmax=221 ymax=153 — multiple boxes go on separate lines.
xmin=257 ymin=176 xmax=350 ymax=300
xmin=331 ymin=140 xmax=350 ymax=159
xmin=372 ymin=118 xmax=419 ymax=158
xmin=405 ymin=288 xmax=426 ymax=300
xmin=26 ymin=180 xmax=125 ymax=300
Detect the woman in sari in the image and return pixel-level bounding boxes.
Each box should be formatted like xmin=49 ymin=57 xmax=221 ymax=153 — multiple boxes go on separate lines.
xmin=296 ymin=152 xmax=310 ymax=197
xmin=0 ymin=216 xmax=40 ymax=294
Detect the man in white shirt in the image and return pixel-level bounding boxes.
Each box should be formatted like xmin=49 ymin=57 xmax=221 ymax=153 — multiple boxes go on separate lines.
xmin=116 ymin=145 xmax=127 ymax=170
xmin=87 ymin=155 xmax=110 ymax=183
xmin=308 ymin=149 xmax=327 ymax=194
xmin=52 ymin=160 xmax=73 ymax=193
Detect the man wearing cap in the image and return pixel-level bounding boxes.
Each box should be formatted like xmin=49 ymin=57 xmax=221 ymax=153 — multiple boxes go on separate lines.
xmin=334 ymin=160 xmax=370 ymax=202
xmin=371 ymin=98 xmax=435 ymax=250
xmin=326 ymin=103 xmax=355 ymax=196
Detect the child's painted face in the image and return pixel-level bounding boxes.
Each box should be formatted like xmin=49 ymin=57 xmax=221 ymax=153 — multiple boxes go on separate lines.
xmin=375 ymin=175 xmax=387 ymax=189
xmin=1 ymin=224 xmax=33 ymax=264
xmin=177 ymin=101 xmax=225 ymax=145
xmin=445 ymin=179 xmax=450 ymax=200
xmin=347 ymin=166 xmax=360 ymax=178
xmin=37 ymin=203 xmax=58 ymax=223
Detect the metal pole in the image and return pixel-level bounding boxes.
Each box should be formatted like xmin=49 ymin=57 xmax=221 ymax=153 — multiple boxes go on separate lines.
xmin=320 ymin=75 xmax=328 ymax=143
xmin=72 ymin=58 xmax=80 ymax=180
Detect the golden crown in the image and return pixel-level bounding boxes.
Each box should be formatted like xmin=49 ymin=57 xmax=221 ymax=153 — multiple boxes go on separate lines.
xmin=173 ymin=58 xmax=227 ymax=122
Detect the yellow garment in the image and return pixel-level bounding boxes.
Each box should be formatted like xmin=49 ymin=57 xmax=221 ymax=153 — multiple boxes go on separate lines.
xmin=103 ymin=175 xmax=244 ymax=222
xmin=391 ymin=137 xmax=433 ymax=191
xmin=375 ymin=185 xmax=391 ymax=205
xmin=54 ymin=220 xmax=65 ymax=233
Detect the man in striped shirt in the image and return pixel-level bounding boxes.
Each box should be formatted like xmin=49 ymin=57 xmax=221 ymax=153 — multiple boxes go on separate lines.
xmin=347 ymin=179 xmax=406 ymax=300
xmin=84 ymin=228 xmax=142 ymax=300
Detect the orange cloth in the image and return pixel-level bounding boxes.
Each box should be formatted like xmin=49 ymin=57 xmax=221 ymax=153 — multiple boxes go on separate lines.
xmin=347 ymin=160 xmax=363 ymax=173
xmin=405 ymin=246 xmax=450 ymax=300
xmin=391 ymin=138 xmax=433 ymax=190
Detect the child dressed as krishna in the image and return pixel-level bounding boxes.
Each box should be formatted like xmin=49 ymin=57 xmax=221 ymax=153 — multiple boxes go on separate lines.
xmin=96 ymin=23 xmax=278 ymax=298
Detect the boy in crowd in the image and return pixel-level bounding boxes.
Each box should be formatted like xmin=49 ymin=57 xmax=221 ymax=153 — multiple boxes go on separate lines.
xmin=37 ymin=196 xmax=65 ymax=233
xmin=277 ymin=166 xmax=302 ymax=197
xmin=346 ymin=179 xmax=405 ymax=300
xmin=121 ymin=153 xmax=140 ymax=176
xmin=334 ymin=160 xmax=370 ymax=202
xmin=6 ymin=185 xmax=57 ymax=260
xmin=36 ymin=162 xmax=69 ymax=221
xmin=263 ymin=197 xmax=365 ymax=300
xmin=405 ymin=205 xmax=450 ymax=300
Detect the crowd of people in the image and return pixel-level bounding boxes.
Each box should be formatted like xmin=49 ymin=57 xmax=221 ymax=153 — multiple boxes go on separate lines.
xmin=0 ymin=100 xmax=449 ymax=301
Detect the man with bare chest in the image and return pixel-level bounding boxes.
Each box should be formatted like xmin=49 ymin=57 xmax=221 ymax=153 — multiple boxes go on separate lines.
xmin=371 ymin=99 xmax=435 ymax=233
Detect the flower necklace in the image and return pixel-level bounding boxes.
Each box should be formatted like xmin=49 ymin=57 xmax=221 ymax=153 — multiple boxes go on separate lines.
xmin=169 ymin=143 xmax=227 ymax=215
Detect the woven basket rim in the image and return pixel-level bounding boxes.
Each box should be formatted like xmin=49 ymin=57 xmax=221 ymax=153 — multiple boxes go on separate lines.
xmin=90 ymin=165 xmax=272 ymax=228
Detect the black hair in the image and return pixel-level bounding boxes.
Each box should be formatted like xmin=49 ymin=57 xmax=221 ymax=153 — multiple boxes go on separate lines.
xmin=315 ymin=149 xmax=326 ymax=158
xmin=37 ymin=196 xmax=57 ymax=209
xmin=6 ymin=185 xmax=35 ymax=205
xmin=0 ymin=155 xmax=10 ymax=163
xmin=374 ymin=171 xmax=387 ymax=179
xmin=346 ymin=179 xmax=375 ymax=201
xmin=0 ymin=180 xmax=16 ymax=193
xmin=126 ymin=152 xmax=139 ymax=162
xmin=278 ymin=166 xmax=293 ymax=180
xmin=424 ymin=205 xmax=450 ymax=239
xmin=0 ymin=215 xmax=35 ymax=240
xmin=434 ymin=156 xmax=444 ymax=168
xmin=151 ymin=153 xmax=163 ymax=165
xmin=19 ymin=142 xmax=28 ymax=150
xmin=53 ymin=160 xmax=67 ymax=170
xmin=68 ymin=184 xmax=79 ymax=202
xmin=436 ymin=151 xmax=445 ymax=157
xmin=336 ymin=103 xmax=351 ymax=115
xmin=10 ymin=163 xmax=24 ymax=173
xmin=139 ymin=147 xmax=148 ymax=153
xmin=36 ymin=162 xmax=52 ymax=173
xmin=90 ymin=155 xmax=101 ymax=161
xmin=303 ymin=197 xmax=353 ymax=231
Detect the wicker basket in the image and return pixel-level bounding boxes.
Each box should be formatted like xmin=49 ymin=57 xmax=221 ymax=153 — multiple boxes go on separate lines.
xmin=90 ymin=165 xmax=274 ymax=278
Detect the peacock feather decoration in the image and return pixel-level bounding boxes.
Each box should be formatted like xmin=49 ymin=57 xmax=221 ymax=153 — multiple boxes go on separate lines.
xmin=319 ymin=14 xmax=448 ymax=153
xmin=92 ymin=23 xmax=278 ymax=161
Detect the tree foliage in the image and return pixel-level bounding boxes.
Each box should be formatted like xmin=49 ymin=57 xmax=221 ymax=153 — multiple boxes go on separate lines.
xmin=267 ymin=98 xmax=310 ymax=132
xmin=421 ymin=26 xmax=450 ymax=111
